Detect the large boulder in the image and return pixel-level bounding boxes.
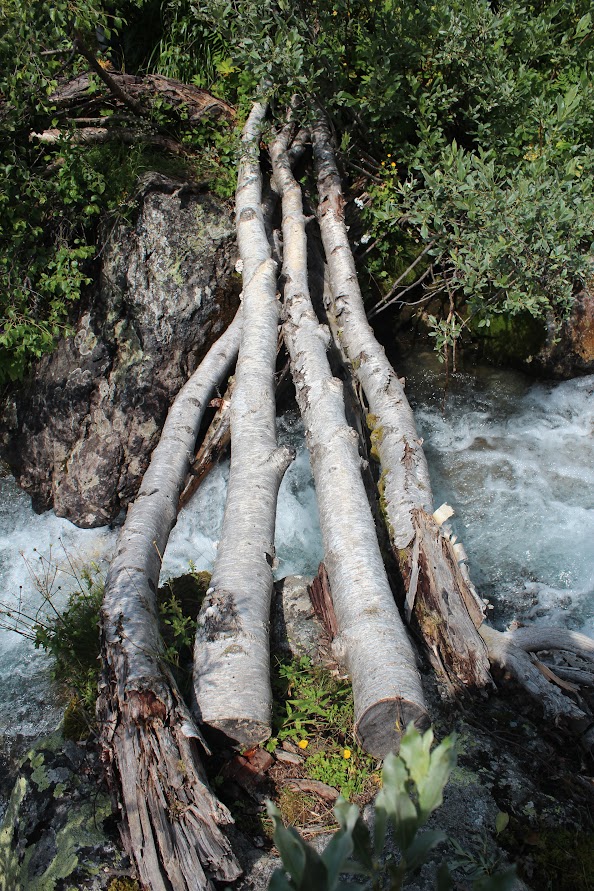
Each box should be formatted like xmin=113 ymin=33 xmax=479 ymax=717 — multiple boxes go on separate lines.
xmin=0 ymin=174 xmax=239 ymax=527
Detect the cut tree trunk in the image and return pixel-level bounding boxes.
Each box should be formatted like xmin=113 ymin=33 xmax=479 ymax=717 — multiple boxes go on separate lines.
xmin=193 ymin=100 xmax=294 ymax=749
xmin=98 ymin=310 xmax=243 ymax=891
xmin=271 ymin=126 xmax=429 ymax=757
xmin=312 ymin=114 xmax=492 ymax=692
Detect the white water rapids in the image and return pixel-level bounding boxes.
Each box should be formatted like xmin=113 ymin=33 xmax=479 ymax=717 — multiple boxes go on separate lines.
xmin=0 ymin=367 xmax=593 ymax=757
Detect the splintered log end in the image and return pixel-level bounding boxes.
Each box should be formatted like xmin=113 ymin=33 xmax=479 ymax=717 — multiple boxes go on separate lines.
xmin=355 ymin=698 xmax=431 ymax=759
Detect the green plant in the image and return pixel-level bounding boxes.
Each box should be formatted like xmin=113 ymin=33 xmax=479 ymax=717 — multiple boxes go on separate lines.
xmin=267 ymin=724 xmax=517 ymax=891
xmin=267 ymin=656 xmax=378 ymax=801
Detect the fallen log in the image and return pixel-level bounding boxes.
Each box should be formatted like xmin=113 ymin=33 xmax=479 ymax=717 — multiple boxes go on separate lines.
xmin=193 ymin=100 xmax=294 ymax=748
xmin=312 ymin=114 xmax=493 ymax=692
xmin=49 ymin=70 xmax=234 ymax=122
xmin=98 ymin=309 xmax=243 ymax=891
xmin=271 ymin=125 xmax=429 ymax=757
xmin=311 ymin=116 xmax=594 ymax=733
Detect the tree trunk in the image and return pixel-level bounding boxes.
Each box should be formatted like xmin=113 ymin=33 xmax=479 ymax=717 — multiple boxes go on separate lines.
xmin=271 ymin=126 xmax=429 ymax=757
xmin=312 ymin=115 xmax=492 ymax=692
xmin=98 ymin=310 xmax=243 ymax=891
xmin=193 ymin=100 xmax=293 ymax=749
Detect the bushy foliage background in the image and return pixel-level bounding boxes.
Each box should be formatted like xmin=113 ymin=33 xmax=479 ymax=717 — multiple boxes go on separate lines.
xmin=1 ymin=0 xmax=593 ymax=380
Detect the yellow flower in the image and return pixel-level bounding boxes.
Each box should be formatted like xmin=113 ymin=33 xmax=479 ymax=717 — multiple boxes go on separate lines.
xmin=391 ymin=162 xmax=396 ymax=167
xmin=343 ymin=748 xmax=352 ymax=759
xmin=387 ymin=153 xmax=392 ymax=158
xmin=298 ymin=739 xmax=309 ymax=749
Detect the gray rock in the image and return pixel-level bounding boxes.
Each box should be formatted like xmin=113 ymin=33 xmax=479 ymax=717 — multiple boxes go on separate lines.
xmin=271 ymin=575 xmax=326 ymax=662
xmin=0 ymin=174 xmax=240 ymax=527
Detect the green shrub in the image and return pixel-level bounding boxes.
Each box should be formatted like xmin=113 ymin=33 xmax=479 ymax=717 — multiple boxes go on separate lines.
xmin=267 ymin=724 xmax=517 ymax=891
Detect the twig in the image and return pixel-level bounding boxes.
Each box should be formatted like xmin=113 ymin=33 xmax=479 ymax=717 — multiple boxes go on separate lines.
xmin=368 ymin=240 xmax=436 ymax=317
xmin=72 ymin=33 xmax=145 ymax=117
xmin=367 ymin=265 xmax=434 ymax=319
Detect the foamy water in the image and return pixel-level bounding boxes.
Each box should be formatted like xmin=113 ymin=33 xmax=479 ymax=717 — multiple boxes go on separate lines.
xmin=1 ymin=370 xmax=592 ymax=753
xmin=0 ymin=414 xmax=323 ymax=749
xmin=402 ymin=353 xmax=594 ymax=636
xmin=0 ymin=476 xmax=115 ymax=740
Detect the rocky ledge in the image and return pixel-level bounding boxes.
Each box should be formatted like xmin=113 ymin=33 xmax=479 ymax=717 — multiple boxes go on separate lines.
xmin=0 ymin=174 xmax=239 ymax=528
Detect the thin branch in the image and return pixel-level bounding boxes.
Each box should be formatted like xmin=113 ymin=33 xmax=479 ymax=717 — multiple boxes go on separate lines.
xmin=72 ymin=33 xmax=145 ymax=117
xmin=368 ymin=265 xmax=435 ymax=319
xmin=369 ymin=240 xmax=436 ymax=316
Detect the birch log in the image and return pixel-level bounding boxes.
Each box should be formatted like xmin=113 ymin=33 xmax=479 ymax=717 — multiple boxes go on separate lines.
xmin=271 ymin=128 xmax=429 ymax=756
xmin=193 ymin=101 xmax=294 ymax=748
xmin=312 ymin=115 xmax=492 ymax=691
xmin=98 ymin=310 xmax=243 ymax=891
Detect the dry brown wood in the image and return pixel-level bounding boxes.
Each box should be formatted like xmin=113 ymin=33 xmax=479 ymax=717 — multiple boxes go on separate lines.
xmin=179 ymin=379 xmax=234 ymax=511
xmin=308 ymin=563 xmax=338 ymax=639
xmin=49 ymin=71 xmax=234 ymax=122
xmin=287 ymin=779 xmax=340 ymax=802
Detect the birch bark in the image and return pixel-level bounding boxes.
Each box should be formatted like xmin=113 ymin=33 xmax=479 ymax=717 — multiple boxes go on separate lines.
xmin=98 ymin=310 xmax=243 ymax=891
xmin=193 ymin=101 xmax=293 ymax=748
xmin=312 ymin=115 xmax=492 ymax=691
xmin=271 ymin=128 xmax=429 ymax=756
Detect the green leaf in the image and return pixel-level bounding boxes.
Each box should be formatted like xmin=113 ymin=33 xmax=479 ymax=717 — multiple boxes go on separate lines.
xmin=404 ymin=829 xmax=447 ymax=872
xmin=473 ymin=867 xmax=518 ymax=891
xmin=437 ymin=861 xmax=455 ymax=891
xmin=417 ymin=733 xmax=457 ymax=823
xmin=495 ymin=812 xmax=509 ymax=835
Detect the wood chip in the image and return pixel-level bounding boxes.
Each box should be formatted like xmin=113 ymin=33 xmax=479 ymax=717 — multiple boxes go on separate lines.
xmin=275 ymin=750 xmax=303 ymax=765
xmin=286 ymin=779 xmax=339 ymax=801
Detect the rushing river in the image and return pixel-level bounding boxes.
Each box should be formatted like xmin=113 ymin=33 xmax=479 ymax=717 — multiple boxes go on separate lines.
xmin=1 ymin=364 xmax=593 ymax=801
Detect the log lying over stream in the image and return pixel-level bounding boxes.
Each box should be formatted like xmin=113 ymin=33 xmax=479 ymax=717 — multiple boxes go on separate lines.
xmin=98 ymin=311 xmax=242 ymax=891
xmin=193 ymin=101 xmax=294 ymax=748
xmin=312 ymin=115 xmax=493 ymax=693
xmin=271 ymin=125 xmax=429 ymax=757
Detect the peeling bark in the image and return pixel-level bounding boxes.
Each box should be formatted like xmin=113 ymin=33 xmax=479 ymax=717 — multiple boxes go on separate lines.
xmin=271 ymin=126 xmax=428 ymax=756
xmin=312 ymin=115 xmax=492 ymax=692
xmin=98 ymin=310 xmax=242 ymax=891
xmin=193 ymin=101 xmax=293 ymax=748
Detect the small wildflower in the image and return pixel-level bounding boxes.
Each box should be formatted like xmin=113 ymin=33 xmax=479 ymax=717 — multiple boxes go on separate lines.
xmin=343 ymin=748 xmax=352 ymax=759
xmin=298 ymin=739 xmax=309 ymax=749
xmin=381 ymin=161 xmax=385 ymax=166
xmin=391 ymin=162 xmax=396 ymax=168
xmin=387 ymin=153 xmax=392 ymax=158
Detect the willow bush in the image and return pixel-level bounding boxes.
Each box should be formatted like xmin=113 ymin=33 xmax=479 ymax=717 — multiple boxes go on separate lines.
xmin=2 ymin=0 xmax=593 ymax=380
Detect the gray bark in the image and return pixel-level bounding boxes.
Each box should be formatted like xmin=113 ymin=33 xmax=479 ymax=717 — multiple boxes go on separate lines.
xmin=98 ymin=310 xmax=243 ymax=891
xmin=193 ymin=101 xmax=293 ymax=748
xmin=478 ymin=624 xmax=590 ymax=725
xmin=271 ymin=127 xmax=429 ymax=757
xmin=312 ymin=115 xmax=492 ymax=691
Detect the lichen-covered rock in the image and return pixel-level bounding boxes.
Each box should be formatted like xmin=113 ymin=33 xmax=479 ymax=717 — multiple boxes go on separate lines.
xmin=532 ymin=285 xmax=594 ymax=377
xmin=0 ymin=174 xmax=239 ymax=528
xmin=0 ymin=732 xmax=134 ymax=891
xmin=271 ymin=576 xmax=326 ymax=662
